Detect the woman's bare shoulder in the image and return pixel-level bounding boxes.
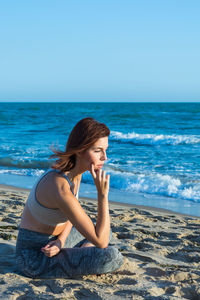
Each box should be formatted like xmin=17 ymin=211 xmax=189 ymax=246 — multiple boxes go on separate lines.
xmin=39 ymin=170 xmax=69 ymax=187
xmin=36 ymin=170 xmax=72 ymax=203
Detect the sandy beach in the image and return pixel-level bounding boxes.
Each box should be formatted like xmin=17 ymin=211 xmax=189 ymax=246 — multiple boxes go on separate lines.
xmin=0 ymin=185 xmax=200 ymax=300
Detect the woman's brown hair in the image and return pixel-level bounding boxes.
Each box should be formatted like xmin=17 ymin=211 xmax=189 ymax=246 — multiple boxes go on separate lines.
xmin=50 ymin=117 xmax=110 ymax=172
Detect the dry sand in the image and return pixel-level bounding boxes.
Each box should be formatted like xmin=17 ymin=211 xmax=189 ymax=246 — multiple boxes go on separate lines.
xmin=0 ymin=185 xmax=200 ymax=300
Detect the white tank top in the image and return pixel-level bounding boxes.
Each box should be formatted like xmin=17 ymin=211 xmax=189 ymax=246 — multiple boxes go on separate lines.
xmin=26 ymin=169 xmax=79 ymax=226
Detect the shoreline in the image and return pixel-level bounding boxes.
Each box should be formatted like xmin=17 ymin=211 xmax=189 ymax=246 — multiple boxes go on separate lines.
xmin=0 ymin=183 xmax=199 ymax=219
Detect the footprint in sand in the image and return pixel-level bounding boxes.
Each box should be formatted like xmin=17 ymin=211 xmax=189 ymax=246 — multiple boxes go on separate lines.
xmin=74 ymin=288 xmax=101 ymax=299
xmin=134 ymin=242 xmax=154 ymax=251
xmin=144 ymin=267 xmax=166 ymax=277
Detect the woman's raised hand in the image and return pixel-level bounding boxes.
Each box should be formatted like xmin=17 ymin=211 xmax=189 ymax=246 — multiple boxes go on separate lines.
xmin=90 ymin=164 xmax=110 ymax=197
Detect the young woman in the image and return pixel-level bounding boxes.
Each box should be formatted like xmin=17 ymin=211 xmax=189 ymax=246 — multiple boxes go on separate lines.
xmin=16 ymin=117 xmax=123 ymax=278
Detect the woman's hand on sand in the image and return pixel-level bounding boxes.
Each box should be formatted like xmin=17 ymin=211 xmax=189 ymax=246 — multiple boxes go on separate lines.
xmin=41 ymin=239 xmax=62 ymax=257
xmin=90 ymin=163 xmax=110 ymax=197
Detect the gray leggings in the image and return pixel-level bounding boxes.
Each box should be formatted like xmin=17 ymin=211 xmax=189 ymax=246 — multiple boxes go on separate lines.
xmin=15 ymin=227 xmax=123 ymax=279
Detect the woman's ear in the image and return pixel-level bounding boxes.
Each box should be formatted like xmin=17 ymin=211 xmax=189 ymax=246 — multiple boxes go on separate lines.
xmin=76 ymin=149 xmax=86 ymax=158
xmin=76 ymin=151 xmax=83 ymax=158
xmin=76 ymin=152 xmax=81 ymax=158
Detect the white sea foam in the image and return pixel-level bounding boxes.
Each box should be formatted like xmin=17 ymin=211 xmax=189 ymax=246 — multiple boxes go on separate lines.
xmin=1 ymin=166 xmax=200 ymax=204
xmin=106 ymin=170 xmax=200 ymax=203
xmin=0 ymin=168 xmax=44 ymax=177
xmin=110 ymin=131 xmax=200 ymax=145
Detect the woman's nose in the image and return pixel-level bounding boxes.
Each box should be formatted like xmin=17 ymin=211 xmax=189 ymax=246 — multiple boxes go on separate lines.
xmin=101 ymin=151 xmax=107 ymax=161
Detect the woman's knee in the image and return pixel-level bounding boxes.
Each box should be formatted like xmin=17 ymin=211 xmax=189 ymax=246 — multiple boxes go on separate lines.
xmin=99 ymin=246 xmax=124 ymax=273
xmin=107 ymin=246 xmax=122 ymax=261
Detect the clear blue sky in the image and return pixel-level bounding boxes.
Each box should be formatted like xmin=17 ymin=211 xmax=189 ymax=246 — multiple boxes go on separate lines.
xmin=0 ymin=0 xmax=199 ymax=102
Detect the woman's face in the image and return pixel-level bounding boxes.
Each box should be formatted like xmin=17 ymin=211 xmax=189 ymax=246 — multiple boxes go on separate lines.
xmin=80 ymin=136 xmax=109 ymax=172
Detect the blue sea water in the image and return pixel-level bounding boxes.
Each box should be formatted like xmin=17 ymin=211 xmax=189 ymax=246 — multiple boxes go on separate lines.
xmin=0 ymin=102 xmax=200 ymax=216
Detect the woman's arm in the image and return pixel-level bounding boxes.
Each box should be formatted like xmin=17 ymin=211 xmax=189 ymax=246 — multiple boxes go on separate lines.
xmin=54 ymin=165 xmax=110 ymax=249
xmin=41 ymin=220 xmax=73 ymax=257
xmin=57 ymin=220 xmax=73 ymax=247
xmin=95 ymin=193 xmax=110 ymax=247
xmin=80 ymin=193 xmax=110 ymax=248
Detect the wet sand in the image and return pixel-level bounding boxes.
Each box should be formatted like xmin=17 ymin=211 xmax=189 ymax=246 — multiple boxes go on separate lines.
xmin=0 ymin=185 xmax=200 ymax=299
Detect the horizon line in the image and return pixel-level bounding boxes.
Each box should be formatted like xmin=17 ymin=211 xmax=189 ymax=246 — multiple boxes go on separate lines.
xmin=0 ymin=101 xmax=200 ymax=103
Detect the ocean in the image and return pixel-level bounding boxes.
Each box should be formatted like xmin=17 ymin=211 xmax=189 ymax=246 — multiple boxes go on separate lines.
xmin=0 ymin=102 xmax=200 ymax=216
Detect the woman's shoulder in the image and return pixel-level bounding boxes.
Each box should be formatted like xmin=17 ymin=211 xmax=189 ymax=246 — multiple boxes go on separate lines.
xmin=37 ymin=169 xmax=72 ymax=194
xmin=35 ymin=169 xmax=73 ymax=208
